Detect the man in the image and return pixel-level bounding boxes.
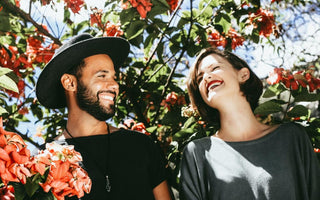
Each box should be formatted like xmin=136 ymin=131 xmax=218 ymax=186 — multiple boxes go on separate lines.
xmin=36 ymin=33 xmax=172 ymax=200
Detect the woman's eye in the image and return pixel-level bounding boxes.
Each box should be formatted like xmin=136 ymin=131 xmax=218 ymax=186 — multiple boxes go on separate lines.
xmin=197 ymin=76 xmax=203 ymax=84
xmin=212 ymin=66 xmax=220 ymax=71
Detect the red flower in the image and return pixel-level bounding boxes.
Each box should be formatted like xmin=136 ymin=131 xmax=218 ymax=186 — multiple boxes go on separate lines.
xmin=267 ymin=67 xmax=320 ymax=92
xmin=123 ymin=0 xmax=153 ymax=19
xmin=248 ymin=8 xmax=276 ymax=37
xmin=166 ymin=0 xmax=179 ymax=12
xmin=132 ymin=122 xmax=150 ymax=136
xmin=35 ymin=142 xmax=91 ymax=199
xmin=0 ymin=185 xmax=14 ymax=200
xmin=64 ymin=0 xmax=84 ymax=14
xmin=0 ymin=119 xmax=31 ymax=185
xmin=226 ymin=28 xmax=245 ymax=50
xmin=207 ymin=29 xmax=226 ymax=48
xmin=165 ymin=92 xmax=178 ymax=105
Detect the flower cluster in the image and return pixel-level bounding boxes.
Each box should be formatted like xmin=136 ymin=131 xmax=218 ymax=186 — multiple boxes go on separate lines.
xmin=64 ymin=0 xmax=84 ymax=14
xmin=207 ymin=27 xmax=245 ymax=50
xmin=0 ymin=118 xmax=91 ymax=200
xmin=166 ymin=0 xmax=179 ymax=12
xmin=0 ymin=32 xmax=56 ymax=98
xmin=248 ymin=8 xmax=276 ymax=37
xmin=31 ymin=143 xmax=91 ymax=200
xmin=0 ymin=184 xmax=14 ymax=200
xmin=181 ymin=105 xmax=199 ymax=118
xmin=267 ymin=67 xmax=320 ymax=92
xmin=118 ymin=119 xmax=151 ymax=136
xmin=122 ymin=0 xmax=152 ymax=19
xmin=0 ymin=123 xmax=31 ymax=185
xmin=90 ymin=9 xmax=124 ymax=37
xmin=162 ymin=92 xmax=187 ymax=111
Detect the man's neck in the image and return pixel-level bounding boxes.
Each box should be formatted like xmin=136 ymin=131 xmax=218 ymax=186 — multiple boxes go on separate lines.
xmin=64 ymin=109 xmax=114 ymax=138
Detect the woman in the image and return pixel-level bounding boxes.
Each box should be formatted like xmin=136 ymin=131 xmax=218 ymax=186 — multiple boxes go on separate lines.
xmin=180 ymin=47 xmax=320 ymax=200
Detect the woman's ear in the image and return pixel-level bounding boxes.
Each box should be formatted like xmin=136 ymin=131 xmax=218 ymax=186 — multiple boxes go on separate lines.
xmin=238 ymin=68 xmax=250 ymax=83
xmin=61 ymin=74 xmax=77 ymax=92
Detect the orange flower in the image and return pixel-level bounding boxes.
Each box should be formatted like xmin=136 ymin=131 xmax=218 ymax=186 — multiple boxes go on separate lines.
xmin=123 ymin=0 xmax=153 ymax=19
xmin=132 ymin=122 xmax=150 ymax=136
xmin=248 ymin=8 xmax=276 ymax=37
xmin=64 ymin=0 xmax=84 ymax=14
xmin=36 ymin=142 xmax=91 ymax=199
xmin=0 ymin=120 xmax=31 ymax=184
xmin=0 ymin=185 xmax=15 ymax=200
xmin=166 ymin=0 xmax=179 ymax=12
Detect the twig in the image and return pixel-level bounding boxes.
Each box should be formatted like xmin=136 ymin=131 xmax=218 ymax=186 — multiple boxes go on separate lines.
xmin=1 ymin=0 xmax=62 ymax=45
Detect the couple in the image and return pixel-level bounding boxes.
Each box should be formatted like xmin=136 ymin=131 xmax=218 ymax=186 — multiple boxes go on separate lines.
xmin=36 ymin=34 xmax=320 ymax=199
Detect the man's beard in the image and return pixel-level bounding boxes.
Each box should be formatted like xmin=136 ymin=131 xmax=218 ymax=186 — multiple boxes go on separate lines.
xmin=76 ymin=80 xmax=115 ymax=121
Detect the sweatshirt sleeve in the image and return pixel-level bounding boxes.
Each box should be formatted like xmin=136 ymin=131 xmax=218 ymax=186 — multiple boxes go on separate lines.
xmin=180 ymin=142 xmax=204 ymax=200
xmin=294 ymin=123 xmax=320 ymax=200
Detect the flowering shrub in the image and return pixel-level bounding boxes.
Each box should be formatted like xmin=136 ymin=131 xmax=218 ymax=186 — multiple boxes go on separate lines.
xmin=119 ymin=119 xmax=151 ymax=135
xmin=122 ymin=0 xmax=153 ymax=19
xmin=253 ymin=67 xmax=320 ymax=151
xmin=0 ymin=118 xmax=91 ymax=200
xmin=207 ymin=27 xmax=245 ymax=50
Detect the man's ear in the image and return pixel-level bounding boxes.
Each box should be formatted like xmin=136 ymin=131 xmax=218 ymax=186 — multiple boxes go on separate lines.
xmin=238 ymin=68 xmax=250 ymax=83
xmin=61 ymin=74 xmax=77 ymax=92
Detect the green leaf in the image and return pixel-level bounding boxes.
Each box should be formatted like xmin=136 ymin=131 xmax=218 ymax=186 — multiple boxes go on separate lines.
xmin=254 ymin=100 xmax=283 ymax=115
xmin=0 ymin=10 xmax=11 ymax=32
xmin=0 ymin=67 xmax=12 ymax=76
xmin=182 ymin=116 xmax=197 ymax=129
xmin=263 ymin=83 xmax=287 ymax=98
xmin=0 ymin=106 xmax=8 ymax=115
xmin=146 ymin=126 xmax=157 ymax=133
xmin=173 ymin=127 xmax=195 ymax=140
xmin=292 ymin=88 xmax=320 ymax=102
xmin=0 ymin=74 xmax=18 ymax=93
xmin=148 ymin=0 xmax=170 ymax=18
xmin=25 ymin=175 xmax=41 ymax=197
xmin=287 ymin=105 xmax=309 ymax=118
xmin=215 ymin=13 xmax=231 ymax=33
xmin=126 ymin=20 xmax=145 ymax=40
xmin=10 ymin=182 xmax=26 ymax=200
xmin=120 ymin=8 xmax=137 ymax=25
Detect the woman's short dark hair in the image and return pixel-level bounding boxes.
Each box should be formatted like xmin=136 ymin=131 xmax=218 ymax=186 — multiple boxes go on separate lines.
xmin=186 ymin=47 xmax=263 ymax=125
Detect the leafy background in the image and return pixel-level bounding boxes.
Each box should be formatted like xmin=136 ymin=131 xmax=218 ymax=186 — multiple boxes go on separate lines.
xmin=0 ymin=0 xmax=320 ymax=197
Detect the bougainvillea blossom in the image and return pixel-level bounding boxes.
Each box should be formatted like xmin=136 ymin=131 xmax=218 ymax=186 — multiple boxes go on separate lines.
xmin=35 ymin=142 xmax=91 ymax=200
xmin=64 ymin=0 xmax=84 ymax=14
xmin=0 ymin=118 xmax=31 ymax=185
xmin=267 ymin=67 xmax=320 ymax=92
xmin=122 ymin=0 xmax=153 ymax=19
xmin=207 ymin=28 xmax=244 ymax=50
xmin=0 ymin=185 xmax=15 ymax=200
xmin=166 ymin=0 xmax=179 ymax=12
xmin=248 ymin=8 xmax=276 ymax=37
xmin=118 ymin=119 xmax=150 ymax=135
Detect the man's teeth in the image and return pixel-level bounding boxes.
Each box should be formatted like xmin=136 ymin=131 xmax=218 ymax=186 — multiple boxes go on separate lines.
xmin=100 ymin=94 xmax=114 ymax=101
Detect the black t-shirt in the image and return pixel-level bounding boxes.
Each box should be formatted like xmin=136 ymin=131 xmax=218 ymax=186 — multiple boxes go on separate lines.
xmin=56 ymin=129 xmax=166 ymax=200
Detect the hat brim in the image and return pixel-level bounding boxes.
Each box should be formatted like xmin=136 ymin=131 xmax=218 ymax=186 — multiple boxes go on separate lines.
xmin=36 ymin=36 xmax=130 ymax=109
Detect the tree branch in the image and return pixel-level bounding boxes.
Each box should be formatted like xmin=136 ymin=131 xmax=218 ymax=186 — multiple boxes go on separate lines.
xmin=1 ymin=0 xmax=62 ymax=45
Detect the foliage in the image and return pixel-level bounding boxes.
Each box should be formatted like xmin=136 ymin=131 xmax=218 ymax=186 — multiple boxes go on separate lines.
xmin=0 ymin=0 xmax=319 ymax=196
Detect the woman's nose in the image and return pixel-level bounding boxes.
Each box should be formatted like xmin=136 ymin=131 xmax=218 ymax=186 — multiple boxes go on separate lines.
xmin=203 ymin=73 xmax=212 ymax=83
